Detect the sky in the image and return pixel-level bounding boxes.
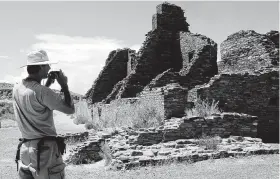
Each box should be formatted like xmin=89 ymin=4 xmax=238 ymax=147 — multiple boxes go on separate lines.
xmin=0 ymin=1 xmax=279 ymax=95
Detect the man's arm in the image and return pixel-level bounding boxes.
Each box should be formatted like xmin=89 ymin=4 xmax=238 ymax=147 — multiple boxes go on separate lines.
xmin=60 ymin=85 xmax=73 ymax=107
xmin=42 ymin=70 xmax=75 ymax=114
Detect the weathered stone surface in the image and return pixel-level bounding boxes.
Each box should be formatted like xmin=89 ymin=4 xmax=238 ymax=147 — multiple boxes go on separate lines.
xmin=105 ymin=29 xmax=183 ymax=102
xmin=64 ymin=125 xmax=279 ymax=170
xmin=128 ymin=113 xmax=258 ymax=146
xmin=85 ymin=49 xmax=130 ymax=103
xmin=219 ymin=30 xmax=279 ymax=73
xmin=266 ymin=30 xmax=279 ymax=48
xmin=152 ymin=2 xmax=189 ymax=32
xmin=189 ymin=68 xmax=279 ymax=142
xmin=179 ymin=32 xmax=218 ymax=89
xmin=143 ymin=69 xmax=181 ymax=90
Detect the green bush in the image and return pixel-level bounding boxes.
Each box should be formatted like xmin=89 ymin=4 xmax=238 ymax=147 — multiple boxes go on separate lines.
xmin=185 ymin=97 xmax=222 ymax=118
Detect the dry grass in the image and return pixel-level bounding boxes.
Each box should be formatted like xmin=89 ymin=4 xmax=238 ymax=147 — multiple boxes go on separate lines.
xmin=196 ymin=134 xmax=222 ymax=150
xmin=85 ymin=103 xmax=163 ymax=131
xmin=185 ymin=97 xmax=222 ymax=118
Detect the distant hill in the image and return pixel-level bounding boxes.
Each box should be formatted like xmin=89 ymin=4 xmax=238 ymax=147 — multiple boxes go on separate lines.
xmin=0 ymin=82 xmax=83 ymax=101
xmin=0 ymin=82 xmax=14 ymax=89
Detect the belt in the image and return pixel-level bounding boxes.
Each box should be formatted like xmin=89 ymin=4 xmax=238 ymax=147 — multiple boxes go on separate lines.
xmin=15 ymin=136 xmax=66 ymax=172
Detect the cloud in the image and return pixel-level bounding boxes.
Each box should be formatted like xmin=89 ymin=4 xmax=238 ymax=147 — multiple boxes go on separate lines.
xmin=2 ymin=69 xmax=28 ymax=85
xmin=0 ymin=56 xmax=10 ymax=59
xmin=16 ymin=33 xmax=141 ymax=95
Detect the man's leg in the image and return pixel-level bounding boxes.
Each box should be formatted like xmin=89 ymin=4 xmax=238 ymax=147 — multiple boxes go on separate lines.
xmin=31 ymin=140 xmax=65 ymax=179
xmin=18 ymin=142 xmax=34 ymax=179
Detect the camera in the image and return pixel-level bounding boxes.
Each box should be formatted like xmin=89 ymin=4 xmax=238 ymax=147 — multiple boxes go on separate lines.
xmin=48 ymin=71 xmax=60 ymax=80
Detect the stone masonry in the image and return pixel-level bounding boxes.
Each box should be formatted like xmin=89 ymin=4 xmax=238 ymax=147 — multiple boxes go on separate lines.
xmin=85 ymin=49 xmax=130 ymax=103
xmin=85 ymin=2 xmax=279 ymax=144
xmin=179 ymin=32 xmax=218 ymax=89
xmin=219 ymin=30 xmax=279 ymax=73
xmin=188 ymin=68 xmax=279 ymax=142
xmin=63 ymin=115 xmax=279 ymax=170
xmin=152 ymin=2 xmax=189 ymax=32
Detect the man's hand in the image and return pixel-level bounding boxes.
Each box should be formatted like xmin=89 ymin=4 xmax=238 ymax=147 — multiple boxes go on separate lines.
xmin=56 ymin=70 xmax=68 ymax=88
xmin=45 ymin=77 xmax=55 ymax=87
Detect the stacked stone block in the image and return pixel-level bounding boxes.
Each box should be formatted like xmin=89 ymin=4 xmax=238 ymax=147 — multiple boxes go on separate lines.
xmin=152 ymin=2 xmax=189 ymax=32
xmin=179 ymin=32 xmax=218 ymax=89
xmin=188 ymin=68 xmax=279 ymax=142
xmin=129 ymin=112 xmax=258 ymax=146
xmin=58 ymin=131 xmax=89 ymax=143
xmin=85 ymin=49 xmax=130 ymax=103
xmin=219 ymin=30 xmax=279 ymax=73
xmin=65 ymin=135 xmax=104 ymax=164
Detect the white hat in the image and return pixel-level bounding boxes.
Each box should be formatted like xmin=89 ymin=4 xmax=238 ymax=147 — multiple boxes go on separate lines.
xmin=20 ymin=50 xmax=58 ymax=68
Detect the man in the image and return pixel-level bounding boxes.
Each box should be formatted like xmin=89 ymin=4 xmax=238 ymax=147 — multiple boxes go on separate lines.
xmin=12 ymin=50 xmax=75 ymax=179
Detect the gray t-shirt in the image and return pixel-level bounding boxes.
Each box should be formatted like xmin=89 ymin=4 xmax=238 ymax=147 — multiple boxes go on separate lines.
xmin=12 ymin=79 xmax=73 ymax=139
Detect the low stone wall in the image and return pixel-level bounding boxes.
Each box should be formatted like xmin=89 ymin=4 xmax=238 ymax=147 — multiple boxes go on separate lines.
xmin=64 ymin=124 xmax=278 ymax=170
xmin=58 ymin=132 xmax=89 ymax=143
xmin=129 ymin=112 xmax=258 ymax=146
xmin=0 ymin=89 xmax=13 ymax=100
xmin=64 ymin=134 xmax=104 ymax=164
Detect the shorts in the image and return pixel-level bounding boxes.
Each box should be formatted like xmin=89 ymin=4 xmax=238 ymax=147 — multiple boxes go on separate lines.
xmin=18 ymin=139 xmax=66 ymax=179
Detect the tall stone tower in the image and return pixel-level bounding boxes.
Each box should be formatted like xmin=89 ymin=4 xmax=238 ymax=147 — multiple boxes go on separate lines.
xmin=152 ymin=2 xmax=190 ymax=32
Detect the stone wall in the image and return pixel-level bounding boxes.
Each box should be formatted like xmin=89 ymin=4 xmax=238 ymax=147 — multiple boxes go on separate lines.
xmin=105 ymin=29 xmax=183 ymax=102
xmin=219 ymin=30 xmax=279 ymax=73
xmin=130 ymin=112 xmax=258 ymax=145
xmin=85 ymin=49 xmax=130 ymax=103
xmin=63 ymin=113 xmax=279 ymax=170
xmin=188 ymin=68 xmax=279 ymax=142
xmin=143 ymin=69 xmax=181 ymax=90
xmin=0 ymin=89 xmax=13 ymax=100
xmin=127 ymin=49 xmax=137 ymax=75
xmin=179 ymin=32 xmax=218 ymax=89
xmin=93 ymin=83 xmax=190 ymax=125
xmin=152 ymin=2 xmax=189 ymax=32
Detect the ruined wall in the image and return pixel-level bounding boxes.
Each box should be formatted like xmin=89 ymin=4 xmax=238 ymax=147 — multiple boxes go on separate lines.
xmin=127 ymin=49 xmax=137 ymax=75
xmin=85 ymin=49 xmax=130 ymax=103
xmin=105 ymin=28 xmax=183 ymax=102
xmin=93 ymin=83 xmax=190 ymax=124
xmin=188 ymin=68 xmax=279 ymax=142
xmin=0 ymin=89 xmax=13 ymax=100
xmin=179 ymin=32 xmax=218 ymax=89
xmin=143 ymin=69 xmax=181 ymax=90
xmin=131 ymin=112 xmax=258 ymax=145
xmin=219 ymin=30 xmax=279 ymax=73
xmin=162 ymin=83 xmax=188 ymax=118
xmin=140 ymin=83 xmax=188 ymax=119
xmin=97 ymin=3 xmax=190 ymax=103
xmin=152 ymin=2 xmax=189 ymax=32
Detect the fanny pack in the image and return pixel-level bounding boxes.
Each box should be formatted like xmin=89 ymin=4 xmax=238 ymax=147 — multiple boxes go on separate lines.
xmin=15 ymin=136 xmax=66 ymax=172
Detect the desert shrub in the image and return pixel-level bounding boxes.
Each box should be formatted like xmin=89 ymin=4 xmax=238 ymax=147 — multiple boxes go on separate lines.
xmin=73 ymin=116 xmax=89 ymax=125
xmin=185 ymin=97 xmax=222 ymax=118
xmin=197 ymin=134 xmax=222 ymax=150
xmin=132 ymin=104 xmax=163 ymax=129
xmin=84 ymin=121 xmax=94 ymax=130
xmin=86 ymin=102 xmax=163 ymax=131
xmin=0 ymin=101 xmax=15 ymax=121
